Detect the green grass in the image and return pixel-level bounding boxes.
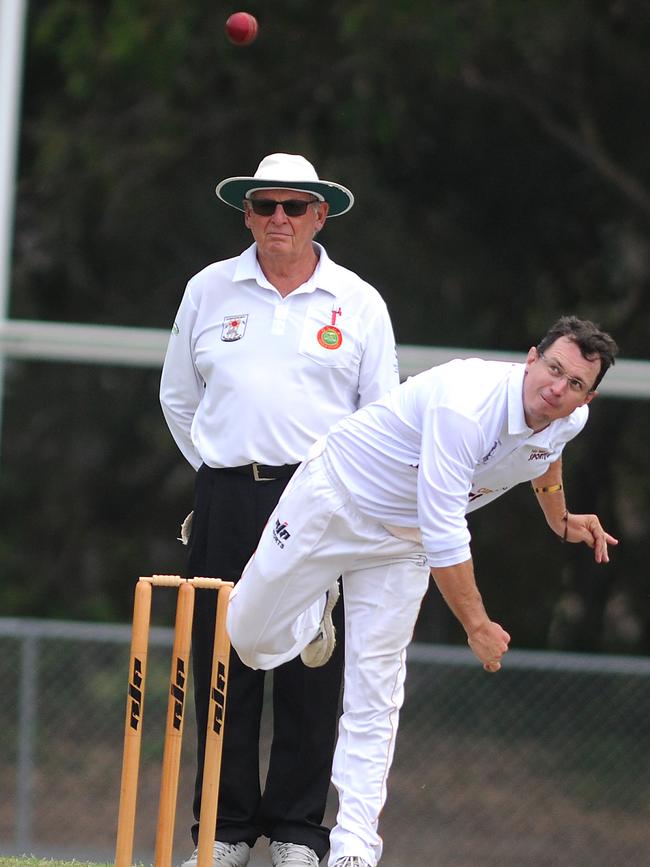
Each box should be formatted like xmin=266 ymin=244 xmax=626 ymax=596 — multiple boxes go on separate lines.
xmin=0 ymin=860 xmax=112 ymax=867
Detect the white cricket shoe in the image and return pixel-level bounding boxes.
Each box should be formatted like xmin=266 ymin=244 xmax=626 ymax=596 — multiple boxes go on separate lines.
xmin=181 ymin=841 xmax=250 ymax=867
xmin=300 ymin=579 xmax=341 ymax=668
xmin=331 ymin=858 xmax=372 ymax=867
xmin=270 ymin=841 xmax=320 ymax=865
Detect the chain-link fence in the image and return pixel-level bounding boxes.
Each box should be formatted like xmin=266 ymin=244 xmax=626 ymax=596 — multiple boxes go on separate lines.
xmin=1 ymin=617 xmax=649 ymax=867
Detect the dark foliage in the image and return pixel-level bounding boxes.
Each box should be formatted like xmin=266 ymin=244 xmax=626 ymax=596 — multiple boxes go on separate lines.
xmin=2 ymin=0 xmax=648 ymax=652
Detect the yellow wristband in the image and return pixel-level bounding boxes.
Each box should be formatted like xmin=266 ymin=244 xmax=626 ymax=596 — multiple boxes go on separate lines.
xmin=534 ymin=483 xmax=563 ymax=494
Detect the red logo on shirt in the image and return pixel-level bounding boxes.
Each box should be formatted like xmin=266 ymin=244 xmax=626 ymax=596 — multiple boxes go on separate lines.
xmin=317 ymin=325 xmax=343 ymax=350
xmin=221 ymin=314 xmax=248 ymax=342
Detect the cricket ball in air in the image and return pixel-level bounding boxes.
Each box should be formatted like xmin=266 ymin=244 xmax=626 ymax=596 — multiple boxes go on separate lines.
xmin=225 ymin=12 xmax=259 ymax=46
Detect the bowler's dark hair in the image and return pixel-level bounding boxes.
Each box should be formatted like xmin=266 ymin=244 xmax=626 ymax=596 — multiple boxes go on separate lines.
xmin=537 ymin=316 xmax=618 ymax=391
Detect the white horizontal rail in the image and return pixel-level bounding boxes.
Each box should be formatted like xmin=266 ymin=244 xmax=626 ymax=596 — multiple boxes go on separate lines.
xmin=0 ymin=317 xmax=648 ymax=398
xmin=397 ymin=343 xmax=650 ymax=398
xmin=0 ymin=318 xmax=167 ymax=366
xmin=2 ymin=616 xmax=650 ymax=675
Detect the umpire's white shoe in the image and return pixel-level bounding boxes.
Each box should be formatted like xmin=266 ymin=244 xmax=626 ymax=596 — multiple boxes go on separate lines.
xmin=181 ymin=841 xmax=250 ymax=867
xmin=300 ymin=579 xmax=340 ymax=668
xmin=270 ymin=841 xmax=320 ymax=865
xmin=331 ymin=858 xmax=372 ymax=867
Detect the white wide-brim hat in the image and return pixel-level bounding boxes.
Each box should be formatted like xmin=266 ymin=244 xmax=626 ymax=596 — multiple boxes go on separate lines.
xmin=215 ymin=153 xmax=354 ymax=218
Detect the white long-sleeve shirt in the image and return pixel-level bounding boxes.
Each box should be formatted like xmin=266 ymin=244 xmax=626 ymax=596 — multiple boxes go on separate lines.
xmin=160 ymin=242 xmax=399 ymax=469
xmin=324 ymin=358 xmax=588 ymax=568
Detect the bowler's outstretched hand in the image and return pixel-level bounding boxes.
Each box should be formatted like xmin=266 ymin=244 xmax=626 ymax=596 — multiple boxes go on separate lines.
xmin=565 ymin=512 xmax=619 ymax=564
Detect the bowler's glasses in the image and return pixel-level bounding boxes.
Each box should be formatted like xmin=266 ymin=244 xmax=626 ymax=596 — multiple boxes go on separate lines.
xmin=246 ymin=198 xmax=319 ymax=217
xmin=538 ymin=352 xmax=592 ymax=395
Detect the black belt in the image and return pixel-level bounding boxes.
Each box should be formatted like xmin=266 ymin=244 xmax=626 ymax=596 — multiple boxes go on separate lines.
xmin=220 ymin=462 xmax=300 ymax=482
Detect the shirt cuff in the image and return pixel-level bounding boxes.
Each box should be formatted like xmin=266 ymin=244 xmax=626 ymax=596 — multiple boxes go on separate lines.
xmin=426 ymin=543 xmax=472 ymax=569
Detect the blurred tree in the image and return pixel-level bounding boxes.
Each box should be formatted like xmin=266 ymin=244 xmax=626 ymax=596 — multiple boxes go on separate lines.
xmin=1 ymin=0 xmax=648 ymax=652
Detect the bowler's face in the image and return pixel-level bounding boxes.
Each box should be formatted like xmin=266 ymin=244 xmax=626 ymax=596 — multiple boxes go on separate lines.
xmin=522 ymin=336 xmax=600 ymax=431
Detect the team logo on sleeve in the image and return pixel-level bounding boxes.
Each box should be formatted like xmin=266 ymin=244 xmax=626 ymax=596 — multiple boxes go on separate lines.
xmin=528 ymin=447 xmax=552 ymax=461
xmin=272 ymin=519 xmax=291 ymax=548
xmin=221 ymin=314 xmax=248 ymax=342
xmin=316 ymin=306 xmax=343 ymax=350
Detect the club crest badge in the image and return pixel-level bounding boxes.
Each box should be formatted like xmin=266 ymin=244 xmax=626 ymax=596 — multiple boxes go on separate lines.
xmin=317 ymin=325 xmax=343 ymax=350
xmin=316 ymin=306 xmax=343 ymax=350
xmin=221 ymin=314 xmax=248 ymax=342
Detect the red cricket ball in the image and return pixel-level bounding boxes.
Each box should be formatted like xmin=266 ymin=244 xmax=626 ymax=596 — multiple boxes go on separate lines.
xmin=225 ymin=12 xmax=259 ymax=46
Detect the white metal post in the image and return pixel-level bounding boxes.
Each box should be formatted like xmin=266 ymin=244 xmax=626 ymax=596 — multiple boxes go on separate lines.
xmin=0 ymin=0 xmax=29 ymax=454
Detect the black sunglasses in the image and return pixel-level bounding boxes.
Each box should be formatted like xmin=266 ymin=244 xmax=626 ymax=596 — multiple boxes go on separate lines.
xmin=246 ymin=198 xmax=320 ymax=217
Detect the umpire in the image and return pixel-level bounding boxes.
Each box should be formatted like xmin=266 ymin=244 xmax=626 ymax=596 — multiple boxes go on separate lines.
xmin=160 ymin=153 xmax=399 ymax=867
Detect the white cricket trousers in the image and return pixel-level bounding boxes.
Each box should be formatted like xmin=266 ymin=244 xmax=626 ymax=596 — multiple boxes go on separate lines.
xmin=227 ymin=451 xmax=430 ymax=866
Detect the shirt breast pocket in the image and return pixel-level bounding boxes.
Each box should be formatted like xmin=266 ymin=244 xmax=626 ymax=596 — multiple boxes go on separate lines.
xmin=298 ymin=305 xmax=359 ymax=369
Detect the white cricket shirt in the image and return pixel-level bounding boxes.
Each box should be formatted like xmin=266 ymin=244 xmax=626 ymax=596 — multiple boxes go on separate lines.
xmin=324 ymin=358 xmax=589 ymax=568
xmin=160 ymin=242 xmax=399 ymax=470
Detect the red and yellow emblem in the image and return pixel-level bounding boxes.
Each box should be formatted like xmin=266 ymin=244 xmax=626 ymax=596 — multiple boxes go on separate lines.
xmin=317 ymin=306 xmax=343 ymax=350
xmin=317 ymin=325 xmax=343 ymax=350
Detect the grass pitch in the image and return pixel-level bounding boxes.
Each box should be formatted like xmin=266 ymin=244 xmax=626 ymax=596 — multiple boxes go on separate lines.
xmin=0 ymin=860 xmax=111 ymax=867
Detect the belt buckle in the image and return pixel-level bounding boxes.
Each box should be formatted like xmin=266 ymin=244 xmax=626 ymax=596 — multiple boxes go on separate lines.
xmin=252 ymin=462 xmax=273 ymax=482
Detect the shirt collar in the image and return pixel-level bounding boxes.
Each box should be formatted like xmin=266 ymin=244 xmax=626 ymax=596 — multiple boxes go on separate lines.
xmin=233 ymin=242 xmax=337 ymax=297
xmin=309 ymin=243 xmax=339 ymax=297
xmin=507 ymin=364 xmax=534 ymax=436
xmin=232 ymin=242 xmax=259 ymax=281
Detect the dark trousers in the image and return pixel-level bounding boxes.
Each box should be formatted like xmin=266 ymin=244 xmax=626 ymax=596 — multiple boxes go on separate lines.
xmin=186 ymin=464 xmax=344 ymax=860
